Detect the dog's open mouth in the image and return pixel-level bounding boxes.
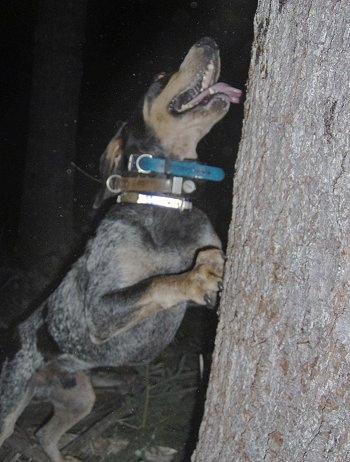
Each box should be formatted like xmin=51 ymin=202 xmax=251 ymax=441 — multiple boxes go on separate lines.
xmin=169 ymin=61 xmax=242 ymax=114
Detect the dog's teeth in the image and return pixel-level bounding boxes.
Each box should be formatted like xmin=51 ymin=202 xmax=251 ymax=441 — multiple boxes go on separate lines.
xmin=201 ymin=62 xmax=215 ymax=91
xmin=208 ymin=87 xmax=216 ymax=95
xmin=201 ymin=75 xmax=209 ymax=91
xmin=180 ymin=102 xmax=193 ymax=111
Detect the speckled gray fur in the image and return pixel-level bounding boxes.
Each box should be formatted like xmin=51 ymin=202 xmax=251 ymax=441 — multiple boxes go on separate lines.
xmin=47 ymin=205 xmax=220 ymax=365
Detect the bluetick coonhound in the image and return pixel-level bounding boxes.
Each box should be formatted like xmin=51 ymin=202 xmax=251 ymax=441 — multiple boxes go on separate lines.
xmin=0 ymin=37 xmax=241 ymax=461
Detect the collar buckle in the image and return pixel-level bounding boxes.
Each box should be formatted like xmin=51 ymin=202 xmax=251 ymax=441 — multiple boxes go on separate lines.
xmin=128 ymin=153 xmax=153 ymax=174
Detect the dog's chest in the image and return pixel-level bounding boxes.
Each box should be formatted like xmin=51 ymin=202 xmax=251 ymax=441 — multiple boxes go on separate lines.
xmin=88 ymin=205 xmax=220 ymax=288
xmin=47 ymin=205 xmax=221 ymax=365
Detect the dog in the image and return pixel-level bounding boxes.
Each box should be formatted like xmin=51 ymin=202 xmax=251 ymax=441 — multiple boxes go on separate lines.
xmin=0 ymin=37 xmax=241 ymax=461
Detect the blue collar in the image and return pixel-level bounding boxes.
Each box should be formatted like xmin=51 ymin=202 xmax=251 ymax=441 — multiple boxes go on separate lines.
xmin=128 ymin=154 xmax=225 ymax=182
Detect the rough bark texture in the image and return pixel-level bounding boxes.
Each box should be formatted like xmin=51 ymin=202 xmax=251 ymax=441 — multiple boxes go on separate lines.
xmin=193 ymin=1 xmax=350 ymax=461
xmin=19 ymin=0 xmax=86 ymax=306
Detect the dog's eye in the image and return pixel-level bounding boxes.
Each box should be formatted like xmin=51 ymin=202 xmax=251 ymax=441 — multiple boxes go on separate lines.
xmin=152 ymin=72 xmax=167 ymax=82
xmin=146 ymin=72 xmax=172 ymax=101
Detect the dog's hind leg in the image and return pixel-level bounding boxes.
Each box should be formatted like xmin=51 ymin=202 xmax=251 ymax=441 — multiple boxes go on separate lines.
xmin=34 ymin=361 xmax=95 ymax=462
xmin=0 ymin=378 xmax=36 ymax=447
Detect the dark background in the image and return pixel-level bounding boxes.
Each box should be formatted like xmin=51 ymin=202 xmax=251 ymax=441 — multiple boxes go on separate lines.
xmin=0 ymin=0 xmax=256 ymax=256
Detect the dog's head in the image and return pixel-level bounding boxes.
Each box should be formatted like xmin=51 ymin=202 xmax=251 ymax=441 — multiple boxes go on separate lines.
xmin=94 ymin=37 xmax=242 ymax=208
xmin=142 ymin=37 xmax=241 ymax=160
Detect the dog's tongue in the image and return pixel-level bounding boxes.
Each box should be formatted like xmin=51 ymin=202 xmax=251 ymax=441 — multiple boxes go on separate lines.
xmin=212 ymin=82 xmax=242 ymax=103
xmin=191 ymin=82 xmax=242 ymax=105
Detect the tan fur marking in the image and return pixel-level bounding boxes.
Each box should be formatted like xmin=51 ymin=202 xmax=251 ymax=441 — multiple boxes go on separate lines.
xmin=104 ymin=137 xmax=123 ymax=173
xmin=106 ymin=248 xmax=225 ymax=338
xmin=143 ymin=44 xmax=229 ymax=159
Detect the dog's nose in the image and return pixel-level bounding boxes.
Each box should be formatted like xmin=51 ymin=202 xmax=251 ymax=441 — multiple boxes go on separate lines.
xmin=195 ymin=37 xmax=218 ymax=50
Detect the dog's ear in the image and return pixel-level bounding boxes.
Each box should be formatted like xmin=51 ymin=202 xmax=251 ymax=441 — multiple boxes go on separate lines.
xmin=93 ymin=122 xmax=127 ymax=209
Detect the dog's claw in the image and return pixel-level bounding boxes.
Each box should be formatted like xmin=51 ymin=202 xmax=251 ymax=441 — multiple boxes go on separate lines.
xmin=188 ymin=248 xmax=225 ymax=307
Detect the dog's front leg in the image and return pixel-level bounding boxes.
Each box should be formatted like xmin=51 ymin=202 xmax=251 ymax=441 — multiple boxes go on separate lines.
xmin=88 ymin=248 xmax=225 ymax=344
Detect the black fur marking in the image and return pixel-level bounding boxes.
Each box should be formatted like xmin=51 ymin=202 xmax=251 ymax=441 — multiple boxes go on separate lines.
xmin=0 ymin=327 xmax=22 ymax=363
xmin=59 ymin=374 xmax=77 ymax=389
xmin=279 ymin=0 xmax=288 ymax=12
xmin=36 ymin=305 xmax=61 ymax=360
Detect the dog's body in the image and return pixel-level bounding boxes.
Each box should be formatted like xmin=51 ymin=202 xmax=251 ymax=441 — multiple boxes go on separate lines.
xmin=0 ymin=37 xmax=241 ymax=461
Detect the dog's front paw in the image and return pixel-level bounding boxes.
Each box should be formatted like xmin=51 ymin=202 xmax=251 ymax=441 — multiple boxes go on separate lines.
xmin=187 ymin=248 xmax=225 ymax=308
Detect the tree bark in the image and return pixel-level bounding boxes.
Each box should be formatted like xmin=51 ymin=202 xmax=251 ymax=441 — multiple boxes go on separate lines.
xmin=19 ymin=0 xmax=87 ymax=306
xmin=193 ymin=1 xmax=350 ymax=461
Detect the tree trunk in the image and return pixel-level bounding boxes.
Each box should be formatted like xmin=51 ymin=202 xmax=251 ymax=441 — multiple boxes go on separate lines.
xmin=193 ymin=1 xmax=350 ymax=461
xmin=19 ymin=0 xmax=87 ymax=306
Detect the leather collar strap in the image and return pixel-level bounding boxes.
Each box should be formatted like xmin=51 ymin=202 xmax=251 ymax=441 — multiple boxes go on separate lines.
xmin=117 ymin=192 xmax=192 ymax=211
xmin=106 ymin=174 xmax=196 ymax=195
xmin=128 ymin=154 xmax=225 ymax=182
